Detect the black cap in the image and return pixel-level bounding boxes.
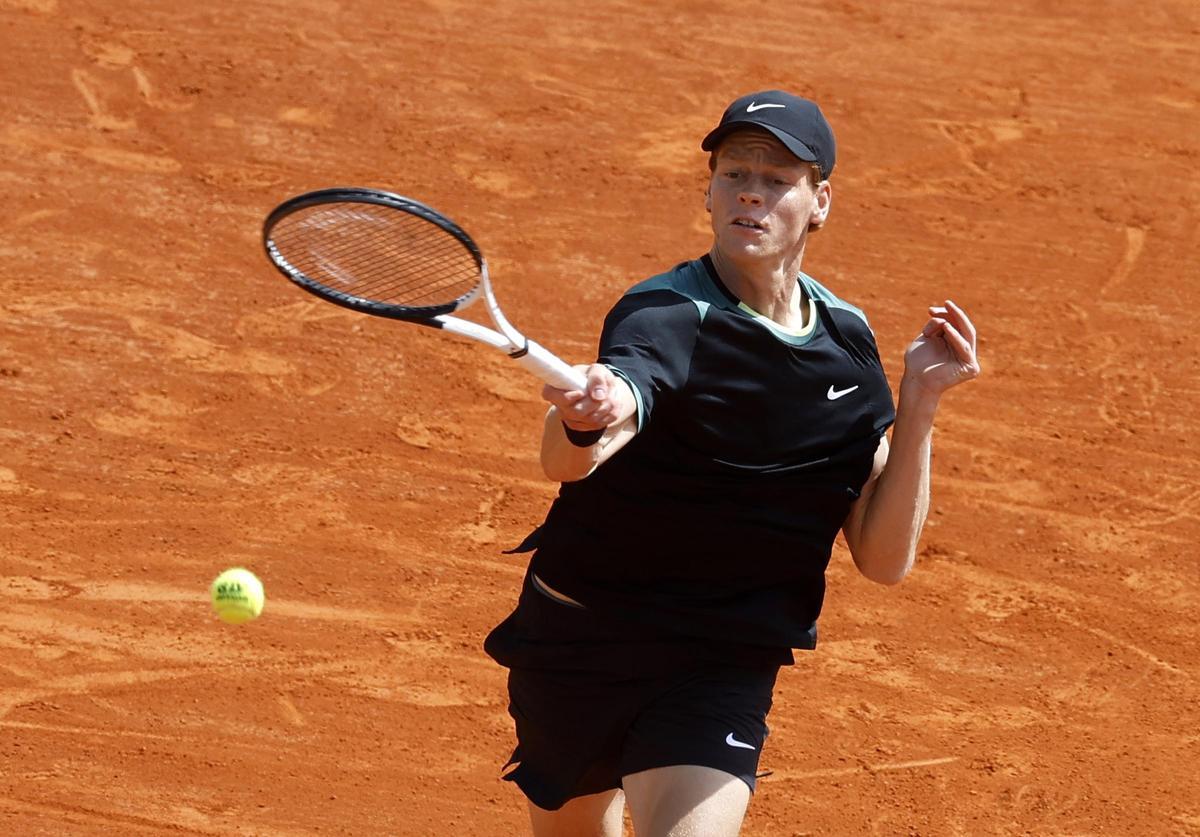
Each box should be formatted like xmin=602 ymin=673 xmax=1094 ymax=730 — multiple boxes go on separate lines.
xmin=701 ymin=90 xmax=836 ymax=179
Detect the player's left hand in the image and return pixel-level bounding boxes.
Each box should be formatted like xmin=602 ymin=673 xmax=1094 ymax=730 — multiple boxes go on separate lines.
xmin=902 ymin=299 xmax=981 ymax=398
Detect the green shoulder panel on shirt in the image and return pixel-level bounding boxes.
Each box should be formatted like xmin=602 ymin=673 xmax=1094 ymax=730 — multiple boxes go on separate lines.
xmin=625 ymin=260 xmax=730 ymax=322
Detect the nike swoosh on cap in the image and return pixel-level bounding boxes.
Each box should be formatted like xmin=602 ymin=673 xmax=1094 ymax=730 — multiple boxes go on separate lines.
xmin=745 ymin=102 xmax=786 ymax=113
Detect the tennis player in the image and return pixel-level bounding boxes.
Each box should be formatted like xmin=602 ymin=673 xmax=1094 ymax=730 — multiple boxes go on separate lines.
xmin=485 ymin=89 xmax=980 ymax=836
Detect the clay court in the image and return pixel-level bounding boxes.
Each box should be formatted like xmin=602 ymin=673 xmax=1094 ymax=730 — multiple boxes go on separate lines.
xmin=2 ymin=0 xmax=1197 ymax=833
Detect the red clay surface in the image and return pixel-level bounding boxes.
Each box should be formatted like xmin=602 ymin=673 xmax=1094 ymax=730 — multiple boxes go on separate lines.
xmin=2 ymin=0 xmax=1198 ymax=834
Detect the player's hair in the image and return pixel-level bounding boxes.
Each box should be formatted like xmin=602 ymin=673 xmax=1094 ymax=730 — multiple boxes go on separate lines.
xmin=707 ymin=153 xmax=828 ymax=232
xmin=707 ymin=152 xmax=822 ymax=183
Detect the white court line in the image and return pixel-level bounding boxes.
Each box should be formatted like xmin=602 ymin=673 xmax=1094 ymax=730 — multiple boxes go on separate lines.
xmin=767 ymin=756 xmax=958 ymax=781
xmin=0 ymin=719 xmax=177 ymax=741
xmin=1051 ymin=612 xmax=1189 ymax=679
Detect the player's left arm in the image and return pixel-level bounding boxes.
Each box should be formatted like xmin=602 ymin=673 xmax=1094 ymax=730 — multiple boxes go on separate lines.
xmin=841 ymin=300 xmax=980 ymax=584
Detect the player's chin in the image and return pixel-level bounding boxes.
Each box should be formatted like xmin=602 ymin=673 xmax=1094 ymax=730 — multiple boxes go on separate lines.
xmin=719 ymin=232 xmax=772 ymax=257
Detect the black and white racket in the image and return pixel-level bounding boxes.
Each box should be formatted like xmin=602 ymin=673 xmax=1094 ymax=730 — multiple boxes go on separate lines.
xmin=262 ymin=187 xmax=586 ymax=391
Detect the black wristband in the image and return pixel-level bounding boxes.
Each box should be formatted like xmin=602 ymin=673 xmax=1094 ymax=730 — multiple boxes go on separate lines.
xmin=561 ymin=422 xmax=605 ymax=447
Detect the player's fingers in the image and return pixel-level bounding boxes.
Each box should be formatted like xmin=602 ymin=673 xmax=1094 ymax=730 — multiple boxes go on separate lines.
xmin=543 ymin=363 xmax=598 ymax=404
xmin=567 ymin=396 xmax=621 ymax=424
xmin=943 ymin=300 xmax=977 ymax=347
xmin=921 ymin=317 xmax=947 ymax=338
xmin=940 ymin=322 xmax=981 ymax=374
xmin=929 ymin=302 xmax=975 ymax=349
xmin=926 ymin=299 xmax=974 ymax=345
xmin=584 ymin=363 xmax=612 ymax=402
xmin=542 ymin=383 xmax=586 ymax=410
xmin=580 ymin=400 xmax=618 ymax=422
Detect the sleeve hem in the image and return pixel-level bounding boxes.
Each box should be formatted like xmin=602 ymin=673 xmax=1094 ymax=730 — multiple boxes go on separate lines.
xmin=604 ymin=365 xmax=646 ymax=431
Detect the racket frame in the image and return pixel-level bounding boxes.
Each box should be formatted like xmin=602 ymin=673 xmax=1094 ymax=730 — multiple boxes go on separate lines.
xmin=263 ymin=187 xmax=587 ymax=391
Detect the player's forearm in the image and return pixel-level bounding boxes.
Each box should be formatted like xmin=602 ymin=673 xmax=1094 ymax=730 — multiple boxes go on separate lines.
xmin=541 ymin=408 xmax=604 ymax=481
xmin=540 ymin=371 xmax=639 ymax=482
xmin=851 ymin=384 xmax=938 ymax=584
xmin=540 ymin=408 xmax=636 ymax=482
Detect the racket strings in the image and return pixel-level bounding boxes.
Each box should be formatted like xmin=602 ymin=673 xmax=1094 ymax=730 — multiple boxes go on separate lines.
xmin=307 ymin=207 xmax=476 ymax=304
xmin=269 ymin=203 xmax=481 ymax=308
xmin=310 ymin=210 xmax=468 ymax=288
xmin=303 ymin=207 xmax=475 ymax=305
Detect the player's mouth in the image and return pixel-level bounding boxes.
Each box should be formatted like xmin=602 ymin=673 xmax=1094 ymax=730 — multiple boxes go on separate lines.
xmin=731 ymin=217 xmax=766 ymax=232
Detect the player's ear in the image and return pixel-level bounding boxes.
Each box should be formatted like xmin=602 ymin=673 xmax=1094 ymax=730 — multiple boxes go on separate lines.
xmin=704 ymin=187 xmax=712 ymax=214
xmin=809 ymin=180 xmax=831 ymax=230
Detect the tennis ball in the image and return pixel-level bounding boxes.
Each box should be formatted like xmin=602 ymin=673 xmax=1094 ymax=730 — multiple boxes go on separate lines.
xmin=210 ymin=567 xmax=265 ymax=625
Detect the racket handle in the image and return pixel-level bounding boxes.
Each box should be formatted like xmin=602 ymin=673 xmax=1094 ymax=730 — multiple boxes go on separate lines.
xmin=515 ymin=341 xmax=589 ymax=391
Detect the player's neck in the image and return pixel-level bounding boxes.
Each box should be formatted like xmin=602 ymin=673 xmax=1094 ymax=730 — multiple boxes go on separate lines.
xmin=708 ymin=246 xmax=810 ymax=330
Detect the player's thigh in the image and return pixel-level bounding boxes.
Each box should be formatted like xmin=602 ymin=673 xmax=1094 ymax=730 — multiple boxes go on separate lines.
xmin=528 ymin=788 xmax=626 ymax=837
xmin=623 ymin=764 xmax=750 ymax=837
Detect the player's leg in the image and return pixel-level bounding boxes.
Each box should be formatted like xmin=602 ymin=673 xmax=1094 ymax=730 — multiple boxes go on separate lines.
xmin=623 ymin=764 xmax=749 ymax=837
xmin=527 ymin=789 xmax=626 ymax=837
xmin=617 ymin=663 xmax=779 ymax=837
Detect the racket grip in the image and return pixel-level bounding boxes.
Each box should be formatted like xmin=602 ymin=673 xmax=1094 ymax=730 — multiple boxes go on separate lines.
xmin=515 ymin=341 xmax=589 ymax=391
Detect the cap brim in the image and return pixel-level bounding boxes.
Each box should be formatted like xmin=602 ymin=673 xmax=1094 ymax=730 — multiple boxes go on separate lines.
xmin=700 ymin=121 xmax=818 ymax=164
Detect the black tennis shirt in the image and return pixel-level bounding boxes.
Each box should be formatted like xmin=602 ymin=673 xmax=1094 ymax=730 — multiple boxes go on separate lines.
xmin=525 ymin=256 xmax=895 ymax=657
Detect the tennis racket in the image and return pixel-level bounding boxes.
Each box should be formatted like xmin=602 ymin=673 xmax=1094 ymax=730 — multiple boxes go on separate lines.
xmin=262 ymin=187 xmax=587 ymax=391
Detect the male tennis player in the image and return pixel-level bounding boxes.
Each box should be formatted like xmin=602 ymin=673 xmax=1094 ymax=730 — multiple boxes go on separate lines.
xmin=485 ymin=89 xmax=980 ymax=836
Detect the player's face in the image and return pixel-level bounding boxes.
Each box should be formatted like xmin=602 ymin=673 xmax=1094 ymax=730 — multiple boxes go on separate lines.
xmin=707 ymin=130 xmax=829 ymax=264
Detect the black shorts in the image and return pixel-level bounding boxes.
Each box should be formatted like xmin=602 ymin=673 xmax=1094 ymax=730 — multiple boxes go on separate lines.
xmin=485 ymin=573 xmax=781 ymax=811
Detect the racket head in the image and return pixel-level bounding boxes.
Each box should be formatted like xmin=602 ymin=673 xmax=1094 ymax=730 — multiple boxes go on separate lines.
xmin=262 ymin=188 xmax=485 ymax=320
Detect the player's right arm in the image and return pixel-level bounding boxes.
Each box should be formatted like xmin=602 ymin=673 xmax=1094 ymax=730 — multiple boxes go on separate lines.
xmin=539 ymin=283 xmax=700 ymax=482
xmin=540 ymin=364 xmax=638 ymax=482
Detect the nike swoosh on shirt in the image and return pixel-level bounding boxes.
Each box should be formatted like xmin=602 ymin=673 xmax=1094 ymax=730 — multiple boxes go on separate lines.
xmin=745 ymin=102 xmax=785 ymax=112
xmin=826 ymin=385 xmax=859 ymax=400
xmin=726 ymin=732 xmax=756 ymax=750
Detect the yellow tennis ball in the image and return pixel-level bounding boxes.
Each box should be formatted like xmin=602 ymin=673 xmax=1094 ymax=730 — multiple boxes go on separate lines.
xmin=210 ymin=567 xmax=265 ymax=625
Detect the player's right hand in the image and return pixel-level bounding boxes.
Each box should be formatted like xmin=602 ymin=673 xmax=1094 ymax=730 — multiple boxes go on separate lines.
xmin=542 ymin=364 xmax=636 ymax=431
